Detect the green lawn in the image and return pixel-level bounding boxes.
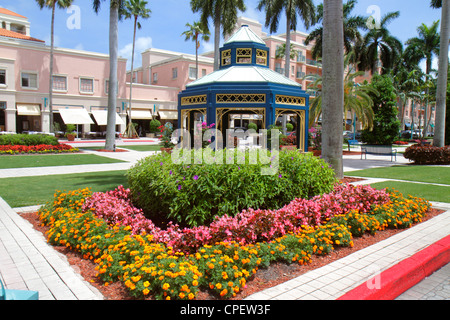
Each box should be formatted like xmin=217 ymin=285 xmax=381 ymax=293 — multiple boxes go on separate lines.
xmin=0 ymin=170 xmax=128 ymax=207
xmin=347 ymin=165 xmax=450 ymax=185
xmin=369 ymin=181 xmax=450 ymax=203
xmin=0 ymin=154 xmax=125 ymax=169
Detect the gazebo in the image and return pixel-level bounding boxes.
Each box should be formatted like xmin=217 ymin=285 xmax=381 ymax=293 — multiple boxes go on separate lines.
xmin=177 ymin=25 xmax=310 ymax=151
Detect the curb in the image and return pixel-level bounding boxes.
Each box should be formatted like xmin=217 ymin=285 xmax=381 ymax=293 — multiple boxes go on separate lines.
xmin=337 ymin=235 xmax=450 ymax=300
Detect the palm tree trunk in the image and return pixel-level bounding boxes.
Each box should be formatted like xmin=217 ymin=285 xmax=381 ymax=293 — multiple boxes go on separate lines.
xmin=105 ymin=4 xmax=119 ymax=150
xmin=434 ymin=0 xmax=450 ymax=147
xmin=195 ymin=34 xmax=199 ymax=79
xmin=214 ymin=12 xmax=221 ymax=71
xmin=322 ymin=0 xmax=344 ymax=179
xmin=48 ymin=3 xmax=56 ymax=134
xmin=285 ymin=8 xmax=291 ymax=78
xmin=127 ymin=15 xmax=137 ymax=137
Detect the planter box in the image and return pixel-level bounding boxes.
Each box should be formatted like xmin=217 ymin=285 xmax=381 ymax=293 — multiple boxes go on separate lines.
xmin=160 ymin=147 xmax=173 ymax=154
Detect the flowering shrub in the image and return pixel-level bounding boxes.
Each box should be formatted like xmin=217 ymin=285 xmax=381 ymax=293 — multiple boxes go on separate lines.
xmin=0 ymin=143 xmax=78 ymax=154
xmin=82 ymin=184 xmax=389 ymax=253
xmin=38 ymin=186 xmax=431 ymax=300
xmin=403 ymin=144 xmax=450 ymax=165
xmin=127 ymin=149 xmax=337 ymax=227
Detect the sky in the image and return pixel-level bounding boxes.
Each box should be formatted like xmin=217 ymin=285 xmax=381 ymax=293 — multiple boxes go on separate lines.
xmin=0 ymin=0 xmax=445 ymax=71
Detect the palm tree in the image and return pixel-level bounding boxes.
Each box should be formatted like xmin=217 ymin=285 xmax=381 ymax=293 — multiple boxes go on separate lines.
xmin=322 ymin=0 xmax=344 ymax=179
xmin=404 ymin=20 xmax=441 ymax=138
xmin=182 ymin=21 xmax=210 ymax=79
xmin=431 ymin=0 xmax=449 ymax=147
xmin=304 ymin=0 xmax=367 ymax=60
xmin=123 ymin=0 xmax=151 ymax=138
xmin=257 ymin=0 xmax=316 ymax=78
xmin=191 ymin=0 xmax=246 ymax=71
xmin=358 ymin=11 xmax=402 ymax=75
xmin=390 ymin=57 xmax=422 ymax=130
xmin=405 ymin=21 xmax=440 ymax=76
xmin=36 ymin=0 xmax=74 ymax=134
xmin=275 ymin=43 xmax=298 ymax=60
xmin=93 ymin=0 xmax=125 ymax=150
xmin=308 ymin=54 xmax=377 ymax=130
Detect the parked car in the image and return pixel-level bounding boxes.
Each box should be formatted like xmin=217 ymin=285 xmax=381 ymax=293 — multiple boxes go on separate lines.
xmin=401 ymin=130 xmax=420 ymax=139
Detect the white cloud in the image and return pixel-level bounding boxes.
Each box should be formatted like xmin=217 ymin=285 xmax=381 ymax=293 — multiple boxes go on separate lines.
xmin=119 ymin=36 xmax=153 ymax=70
xmin=44 ymin=34 xmax=60 ymax=47
xmin=201 ymin=41 xmax=214 ymax=54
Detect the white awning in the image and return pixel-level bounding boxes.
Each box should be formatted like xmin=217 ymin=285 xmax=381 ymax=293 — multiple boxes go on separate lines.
xmin=17 ymin=104 xmax=41 ymax=116
xmin=91 ymin=110 xmax=125 ymax=126
xmin=158 ymin=111 xmax=178 ymax=120
xmin=59 ymin=108 xmax=94 ymax=125
xmin=131 ymin=109 xmax=152 ymax=120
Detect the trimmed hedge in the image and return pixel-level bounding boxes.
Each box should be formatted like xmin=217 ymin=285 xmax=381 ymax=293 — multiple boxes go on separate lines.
xmin=403 ymin=144 xmax=450 ymax=165
xmin=126 ymin=149 xmax=337 ymax=227
xmin=0 ymin=134 xmax=59 ymax=146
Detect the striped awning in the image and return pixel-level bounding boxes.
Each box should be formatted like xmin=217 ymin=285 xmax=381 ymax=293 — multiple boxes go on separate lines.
xmin=17 ymin=104 xmax=41 ymax=116
xmin=59 ymin=108 xmax=94 ymax=125
xmin=131 ymin=109 xmax=153 ymax=120
xmin=91 ymin=110 xmax=125 ymax=126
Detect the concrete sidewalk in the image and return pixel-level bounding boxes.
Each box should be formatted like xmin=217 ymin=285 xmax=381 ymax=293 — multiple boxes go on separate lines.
xmin=0 ymin=146 xmax=448 ymax=300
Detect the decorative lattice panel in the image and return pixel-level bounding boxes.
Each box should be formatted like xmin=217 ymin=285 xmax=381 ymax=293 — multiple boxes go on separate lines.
xmin=216 ymin=94 xmax=266 ymax=104
xmin=275 ymin=95 xmax=306 ymax=106
xmin=181 ymin=95 xmax=207 ymax=106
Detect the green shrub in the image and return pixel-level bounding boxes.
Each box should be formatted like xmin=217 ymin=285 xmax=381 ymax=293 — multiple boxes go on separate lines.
xmin=149 ymin=119 xmax=161 ymax=133
xmin=286 ymin=123 xmax=294 ymax=132
xmin=403 ymin=144 xmax=450 ymax=165
xmin=247 ymin=122 xmax=258 ymax=131
xmin=0 ymin=134 xmax=59 ymax=146
xmin=126 ymin=149 xmax=337 ymax=227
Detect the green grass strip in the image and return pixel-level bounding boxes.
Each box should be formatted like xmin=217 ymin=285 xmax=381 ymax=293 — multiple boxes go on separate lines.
xmin=369 ymin=181 xmax=450 ymax=203
xmin=347 ymin=165 xmax=450 ymax=185
xmin=0 ymin=170 xmax=128 ymax=207
xmin=0 ymin=153 xmax=125 ymax=169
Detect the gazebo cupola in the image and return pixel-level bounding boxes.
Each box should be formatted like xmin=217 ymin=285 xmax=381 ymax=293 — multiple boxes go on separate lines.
xmin=219 ymin=25 xmax=270 ymax=69
xmin=178 ymin=24 xmax=310 ymax=151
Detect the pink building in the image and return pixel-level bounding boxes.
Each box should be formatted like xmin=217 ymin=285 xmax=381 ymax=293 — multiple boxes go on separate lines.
xmin=0 ymin=8 xmax=179 ymax=136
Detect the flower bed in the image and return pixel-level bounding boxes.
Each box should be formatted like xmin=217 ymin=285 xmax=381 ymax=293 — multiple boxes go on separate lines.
xmin=0 ymin=143 xmax=79 ymax=154
xmin=37 ymin=183 xmax=431 ymax=300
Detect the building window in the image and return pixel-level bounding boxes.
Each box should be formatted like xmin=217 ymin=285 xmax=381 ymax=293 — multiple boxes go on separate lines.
xmin=172 ymin=68 xmax=178 ymax=79
xmin=52 ymin=75 xmax=67 ymax=91
xmin=221 ymin=49 xmax=231 ymax=66
xmin=236 ymin=48 xmax=252 ymax=64
xmin=189 ymin=67 xmax=197 ymax=79
xmin=153 ymin=72 xmax=158 ymax=84
xmin=256 ymin=49 xmax=267 ymax=66
xmin=80 ymin=77 xmax=93 ymax=93
xmin=202 ymin=69 xmax=207 ymax=77
xmin=275 ymin=63 xmax=283 ymax=74
xmin=0 ymin=69 xmax=5 ymax=85
xmin=21 ymin=72 xmax=38 ymax=89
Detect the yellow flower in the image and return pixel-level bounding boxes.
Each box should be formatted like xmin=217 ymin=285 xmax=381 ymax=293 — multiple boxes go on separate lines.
xmin=188 ymin=293 xmax=195 ymax=300
xmin=143 ymin=288 xmax=150 ymax=295
xmin=192 ymin=280 xmax=198 ymax=287
xmin=143 ymin=281 xmax=150 ymax=288
xmin=162 ymin=283 xmax=170 ymax=290
xmin=179 ymin=292 xmax=186 ymax=299
xmin=216 ymin=283 xmax=222 ymax=289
